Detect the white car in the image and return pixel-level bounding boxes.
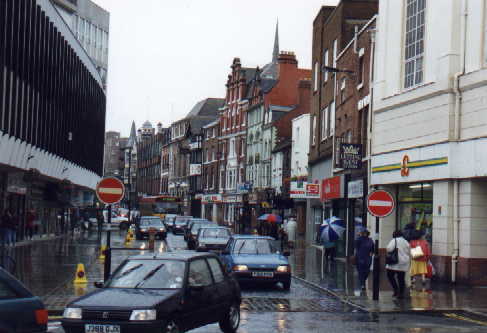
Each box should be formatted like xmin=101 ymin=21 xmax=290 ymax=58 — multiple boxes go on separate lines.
xmin=103 ymin=210 xmax=129 ymax=229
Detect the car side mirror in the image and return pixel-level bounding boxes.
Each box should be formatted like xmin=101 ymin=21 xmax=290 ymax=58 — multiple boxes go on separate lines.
xmin=94 ymin=281 xmax=104 ymax=288
xmin=283 ymin=251 xmax=291 ymax=257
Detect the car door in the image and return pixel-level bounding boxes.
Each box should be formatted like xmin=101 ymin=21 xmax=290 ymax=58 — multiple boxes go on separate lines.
xmin=206 ymin=257 xmax=232 ymax=314
xmin=221 ymin=239 xmax=235 ymax=272
xmin=181 ymin=258 xmax=216 ymax=330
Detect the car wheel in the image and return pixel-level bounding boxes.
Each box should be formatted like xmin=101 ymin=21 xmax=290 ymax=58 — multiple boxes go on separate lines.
xmin=164 ymin=320 xmax=181 ymax=333
xmin=282 ymin=280 xmax=291 ymax=291
xmin=219 ymin=303 xmax=240 ymax=333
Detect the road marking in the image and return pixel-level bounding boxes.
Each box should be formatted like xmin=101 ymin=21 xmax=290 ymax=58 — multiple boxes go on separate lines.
xmin=444 ymin=313 xmax=487 ymax=326
xmin=98 ymin=187 xmax=123 ymax=194
xmin=368 ymin=200 xmax=393 ymax=207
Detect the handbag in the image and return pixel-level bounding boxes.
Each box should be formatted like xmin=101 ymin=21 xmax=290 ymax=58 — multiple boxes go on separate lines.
xmin=386 ymin=239 xmax=399 ymax=265
xmin=411 ymin=245 xmax=424 ymax=259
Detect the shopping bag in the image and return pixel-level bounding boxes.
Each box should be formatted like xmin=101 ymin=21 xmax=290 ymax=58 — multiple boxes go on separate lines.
xmin=411 ymin=246 xmax=424 ymax=259
xmin=426 ymin=260 xmax=435 ymax=278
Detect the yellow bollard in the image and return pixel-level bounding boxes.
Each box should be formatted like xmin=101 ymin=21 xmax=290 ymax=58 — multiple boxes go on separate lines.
xmin=124 ymin=231 xmax=132 ymax=245
xmin=99 ymin=246 xmax=106 ymax=260
xmin=74 ymin=263 xmax=88 ymax=284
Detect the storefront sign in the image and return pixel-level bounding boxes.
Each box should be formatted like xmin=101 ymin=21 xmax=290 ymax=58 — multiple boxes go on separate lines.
xmin=202 ymin=194 xmax=222 ymax=204
xmin=348 ymin=179 xmax=364 ymax=199
xmin=248 ymin=193 xmax=258 ymax=204
xmin=290 ymin=181 xmax=307 ymax=199
xmin=223 ymin=195 xmax=242 ymax=204
xmin=189 ymin=164 xmax=202 ymax=176
xmin=321 ymin=175 xmax=344 ymax=202
xmin=339 ymin=143 xmax=363 ymax=169
xmin=306 ymin=184 xmax=320 ymax=199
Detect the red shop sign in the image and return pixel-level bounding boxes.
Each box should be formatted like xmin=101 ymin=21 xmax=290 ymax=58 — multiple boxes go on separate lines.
xmin=321 ymin=176 xmax=344 ymax=202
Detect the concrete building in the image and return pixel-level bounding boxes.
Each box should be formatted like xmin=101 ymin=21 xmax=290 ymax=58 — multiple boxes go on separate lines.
xmin=0 ymin=0 xmax=105 ymax=237
xmin=103 ymin=131 xmax=126 ymax=178
xmin=51 ymin=0 xmax=110 ymax=87
xmin=307 ymin=0 xmax=378 ymax=246
xmin=371 ymin=0 xmax=487 ymax=285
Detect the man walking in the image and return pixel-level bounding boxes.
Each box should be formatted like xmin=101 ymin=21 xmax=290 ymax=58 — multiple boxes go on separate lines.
xmin=355 ymin=230 xmax=374 ymax=290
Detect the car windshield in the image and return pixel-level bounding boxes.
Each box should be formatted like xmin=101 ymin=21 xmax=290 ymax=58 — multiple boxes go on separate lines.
xmin=107 ymin=260 xmax=185 ymax=289
xmin=201 ymin=228 xmax=230 ymax=238
xmin=233 ymin=239 xmax=278 ymax=255
xmin=140 ymin=218 xmax=163 ymax=227
xmin=192 ymin=223 xmax=215 ymax=234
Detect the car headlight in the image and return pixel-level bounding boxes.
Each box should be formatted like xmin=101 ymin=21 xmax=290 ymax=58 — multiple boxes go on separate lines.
xmin=63 ymin=307 xmax=82 ymax=319
xmin=159 ymin=228 xmax=165 ymax=231
xmin=198 ymin=242 xmax=206 ymax=247
xmin=233 ymin=265 xmax=248 ymax=272
xmin=130 ymin=309 xmax=157 ymax=321
xmin=276 ymin=265 xmax=290 ymax=273
xmin=141 ymin=229 xmax=147 ymax=232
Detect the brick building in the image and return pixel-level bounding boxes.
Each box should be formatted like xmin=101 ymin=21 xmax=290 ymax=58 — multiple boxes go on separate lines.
xmin=201 ymin=120 xmax=222 ymax=222
xmin=137 ymin=124 xmax=165 ymax=196
xmin=307 ymin=0 xmax=378 ymax=247
xmin=160 ymin=127 xmax=171 ymax=194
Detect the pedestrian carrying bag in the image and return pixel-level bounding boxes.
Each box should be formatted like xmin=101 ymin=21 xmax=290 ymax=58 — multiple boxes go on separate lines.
xmin=411 ymin=245 xmax=424 ymax=259
xmin=386 ymin=239 xmax=399 ymax=265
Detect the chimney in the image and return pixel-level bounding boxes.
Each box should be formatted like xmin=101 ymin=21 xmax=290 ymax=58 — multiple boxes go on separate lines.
xmin=297 ymin=78 xmax=311 ymax=112
xmin=157 ymin=122 xmax=163 ymax=133
xmin=277 ymin=51 xmax=297 ymax=65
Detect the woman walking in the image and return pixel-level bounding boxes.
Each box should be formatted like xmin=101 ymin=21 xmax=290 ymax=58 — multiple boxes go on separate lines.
xmin=355 ymin=230 xmax=374 ymax=290
xmin=410 ymin=234 xmax=431 ymax=288
xmin=386 ymin=230 xmax=411 ymax=299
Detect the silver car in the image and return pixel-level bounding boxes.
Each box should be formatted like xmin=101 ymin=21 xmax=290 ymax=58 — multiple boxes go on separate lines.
xmin=196 ymin=227 xmax=232 ymax=252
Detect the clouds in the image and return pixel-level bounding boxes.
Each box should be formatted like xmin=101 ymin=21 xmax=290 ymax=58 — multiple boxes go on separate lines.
xmin=93 ymin=0 xmax=337 ymax=136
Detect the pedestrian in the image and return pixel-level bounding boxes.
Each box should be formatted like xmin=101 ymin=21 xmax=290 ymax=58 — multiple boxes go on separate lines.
xmin=25 ymin=209 xmax=36 ymax=240
xmin=354 ymin=229 xmax=374 ymax=290
xmin=323 ymin=240 xmax=336 ymax=261
xmin=409 ymin=234 xmax=431 ymax=288
xmin=270 ymin=221 xmax=279 ymax=240
xmin=385 ymin=230 xmax=411 ymax=299
xmin=285 ymin=217 xmax=297 ymax=249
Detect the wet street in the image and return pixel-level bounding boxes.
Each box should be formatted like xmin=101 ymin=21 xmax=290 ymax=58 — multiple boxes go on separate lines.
xmin=4 ymin=231 xmax=486 ymax=332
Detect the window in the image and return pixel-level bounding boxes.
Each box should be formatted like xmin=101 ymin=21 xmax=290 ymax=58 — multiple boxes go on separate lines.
xmin=358 ymin=55 xmax=365 ymax=86
xmin=312 ymin=116 xmax=317 ymax=146
xmin=188 ymin=260 xmax=213 ymax=287
xmin=0 ymin=280 xmax=16 ymax=299
xmin=323 ymin=49 xmax=329 ymax=82
xmin=207 ymin=258 xmax=225 ymax=283
xmin=340 ymin=78 xmax=347 ymax=102
xmin=345 ymin=129 xmax=352 ymax=143
xmin=333 ymin=39 xmax=338 ymax=67
xmin=313 ymin=61 xmax=319 ymax=91
xmin=330 ymin=102 xmax=335 ymax=136
xmin=321 ymin=107 xmax=328 ymax=141
xmin=404 ymin=0 xmax=426 ymax=88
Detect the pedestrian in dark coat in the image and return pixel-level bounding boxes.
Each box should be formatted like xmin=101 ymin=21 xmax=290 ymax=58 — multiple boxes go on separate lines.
xmin=355 ymin=230 xmax=375 ymax=290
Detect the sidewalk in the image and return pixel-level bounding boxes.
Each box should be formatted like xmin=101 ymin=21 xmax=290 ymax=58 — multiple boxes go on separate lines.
xmin=288 ymin=239 xmax=487 ymax=315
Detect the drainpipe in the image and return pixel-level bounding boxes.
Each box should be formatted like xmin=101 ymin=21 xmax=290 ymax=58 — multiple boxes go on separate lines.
xmin=354 ymin=25 xmax=359 ymax=54
xmin=367 ymin=26 xmax=377 ymax=232
xmin=452 ymin=0 xmax=468 ymax=283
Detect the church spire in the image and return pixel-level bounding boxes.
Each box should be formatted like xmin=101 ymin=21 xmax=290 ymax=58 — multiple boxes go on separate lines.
xmin=272 ymin=19 xmax=279 ymax=63
xmin=127 ymin=121 xmax=137 ymax=147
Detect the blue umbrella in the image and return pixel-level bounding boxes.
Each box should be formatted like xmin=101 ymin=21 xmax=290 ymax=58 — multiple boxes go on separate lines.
xmin=320 ymin=217 xmax=346 ymax=243
xmin=258 ymin=214 xmax=270 ymax=221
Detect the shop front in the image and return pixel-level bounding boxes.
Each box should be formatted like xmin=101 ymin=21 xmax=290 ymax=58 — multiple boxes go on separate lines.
xmin=201 ymin=194 xmax=222 ymax=223
xmin=222 ymin=194 xmax=243 ymax=232
xmin=321 ymin=175 xmax=346 ymax=257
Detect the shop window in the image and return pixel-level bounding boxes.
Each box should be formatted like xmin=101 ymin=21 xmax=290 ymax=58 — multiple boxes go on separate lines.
xmin=398 ymin=183 xmax=433 ymax=244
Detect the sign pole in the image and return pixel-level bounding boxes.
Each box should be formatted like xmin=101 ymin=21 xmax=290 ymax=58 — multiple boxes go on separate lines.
xmin=373 ymin=216 xmax=380 ymax=300
xmin=104 ymin=204 xmax=112 ymax=282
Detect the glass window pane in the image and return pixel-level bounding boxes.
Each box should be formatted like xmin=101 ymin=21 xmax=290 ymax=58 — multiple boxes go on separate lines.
xmin=0 ymin=281 xmax=17 ymax=299
xmin=207 ymin=258 xmax=224 ymax=283
xmin=188 ymin=259 xmax=213 ymax=286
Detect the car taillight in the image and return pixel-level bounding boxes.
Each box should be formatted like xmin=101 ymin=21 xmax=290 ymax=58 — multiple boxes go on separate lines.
xmin=35 ymin=309 xmax=48 ymax=325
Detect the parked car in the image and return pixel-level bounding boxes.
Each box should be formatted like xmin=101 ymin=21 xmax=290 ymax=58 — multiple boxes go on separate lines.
xmin=62 ymin=252 xmax=241 ymax=333
xmin=135 ymin=216 xmax=167 ymax=240
xmin=196 ymin=227 xmax=231 ymax=252
xmin=172 ymin=216 xmax=193 ymax=235
xmin=0 ymin=267 xmax=48 ymax=333
xmin=221 ymin=235 xmax=291 ymax=290
xmin=164 ymin=214 xmax=178 ymax=231
xmin=186 ymin=220 xmax=217 ymax=250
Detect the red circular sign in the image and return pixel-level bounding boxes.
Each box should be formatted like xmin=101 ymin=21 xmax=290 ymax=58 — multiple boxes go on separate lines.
xmin=96 ymin=177 xmax=125 ymax=205
xmin=367 ymin=190 xmax=395 ymax=218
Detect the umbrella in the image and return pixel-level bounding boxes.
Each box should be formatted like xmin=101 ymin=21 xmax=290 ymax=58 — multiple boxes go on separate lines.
xmin=258 ymin=214 xmax=282 ymax=223
xmin=320 ymin=217 xmax=346 ymax=243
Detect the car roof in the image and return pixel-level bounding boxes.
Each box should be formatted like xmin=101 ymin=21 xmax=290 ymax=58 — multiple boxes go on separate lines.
xmin=230 ymin=234 xmax=274 ymax=240
xmin=127 ymin=251 xmax=214 ymax=261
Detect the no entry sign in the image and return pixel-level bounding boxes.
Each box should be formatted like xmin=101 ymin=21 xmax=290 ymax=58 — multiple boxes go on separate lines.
xmin=367 ymin=190 xmax=395 ymax=218
xmin=96 ymin=177 xmax=125 ymax=205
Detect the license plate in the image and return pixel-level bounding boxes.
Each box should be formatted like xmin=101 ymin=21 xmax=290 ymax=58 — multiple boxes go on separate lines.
xmin=252 ymin=271 xmax=274 ymax=278
xmin=85 ymin=324 xmax=120 ymax=333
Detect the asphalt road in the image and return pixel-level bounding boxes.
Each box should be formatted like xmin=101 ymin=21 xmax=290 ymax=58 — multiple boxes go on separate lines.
xmin=48 ymin=232 xmax=487 ymax=333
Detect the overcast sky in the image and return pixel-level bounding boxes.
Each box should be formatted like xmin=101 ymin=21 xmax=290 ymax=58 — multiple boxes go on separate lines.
xmin=92 ymin=0 xmax=338 ymax=137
